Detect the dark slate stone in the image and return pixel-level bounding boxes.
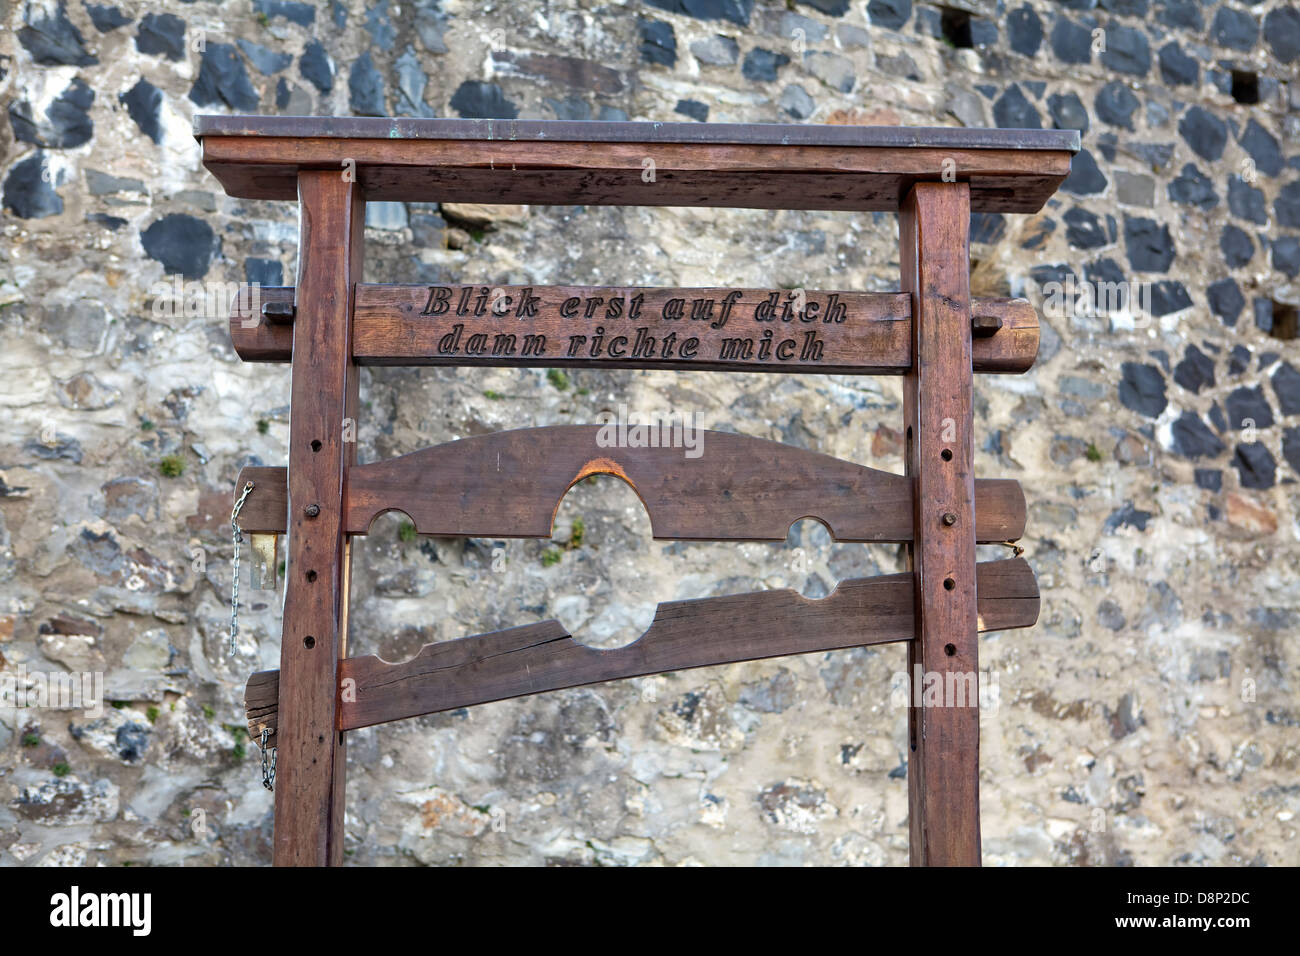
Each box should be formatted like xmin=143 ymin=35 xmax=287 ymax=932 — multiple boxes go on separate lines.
xmin=1118 ymin=362 xmax=1167 ymax=418
xmin=115 ymin=722 xmax=150 ymax=762
xmin=1239 ymin=120 xmax=1282 ymax=177
xmin=1087 ymin=257 xmax=1126 ymax=288
xmin=1273 ymin=237 xmax=1300 ymax=278
xmin=1209 ymin=401 xmax=1228 ymax=432
xmin=3 ymin=153 xmax=63 ymax=219
xmin=299 ymin=40 xmax=333 ymax=93
xmin=1057 ymin=0 xmax=1097 ymax=9
xmin=253 ymin=0 xmax=315 ymax=26
xmin=1061 ymin=148 xmax=1106 ymax=195
xmin=1264 ymin=6 xmax=1300 ymax=63
xmin=1049 ymin=16 xmax=1092 ymax=64
xmin=970 ymin=18 xmax=998 ymax=47
xmin=1207 ymin=278 xmax=1244 ymax=326
xmin=1284 ymin=427 xmax=1300 ymax=475
xmin=970 ymin=212 xmax=1005 ymax=244
xmin=1030 ymin=263 xmax=1076 ymax=287
xmin=1126 ymin=141 xmax=1173 ymax=170
xmin=1220 ymin=224 xmax=1254 ymax=267
xmin=136 ymin=12 xmax=184 ymax=61
xmin=644 ymin=0 xmax=754 ymax=26
xmin=189 ymin=42 xmax=260 ymax=112
xmin=1104 ymin=502 xmax=1154 ymax=533
xmin=348 ymin=52 xmax=385 ymax=115
xmin=119 ymin=78 xmax=163 ymax=144
xmin=237 ymin=38 xmax=292 ymax=76
xmin=1047 ymin=91 xmax=1088 ymax=133
xmin=86 ymin=4 xmax=131 ymax=31
xmin=1174 ymin=344 xmax=1215 ymax=393
xmin=1212 ymin=6 xmax=1257 ymax=51
xmin=449 ymin=81 xmax=517 ymax=119
xmin=675 ymin=98 xmax=708 ymax=121
xmin=88 ymin=212 xmax=126 ymax=230
xmin=1095 ymin=81 xmax=1139 ymax=129
xmin=1167 ymin=163 xmax=1217 ymax=209
xmin=1156 ymin=0 xmax=1202 ymax=30
xmin=992 ymin=84 xmax=1040 ymax=129
xmin=1157 ymin=41 xmax=1198 ymax=86
xmin=1063 ymin=207 xmax=1107 ymax=249
xmin=867 ymin=0 xmax=912 ymax=30
xmin=1260 ymin=351 xmax=1280 ymax=370
xmin=1124 ymin=217 xmax=1175 ymax=272
xmin=9 ymin=76 xmax=94 ymax=149
xmin=18 ymin=1 xmax=97 ymax=66
xmin=1234 ymin=443 xmax=1275 ymax=489
xmin=1253 ymin=298 xmax=1274 ymax=334
xmin=1272 ymin=362 xmax=1300 ymax=416
xmin=742 ymin=47 xmax=789 ymax=82
xmin=1150 ymin=280 xmax=1192 ymax=316
xmin=1275 ymin=181 xmax=1300 ymax=229
xmin=1007 ymin=5 xmax=1042 ymax=56
xmin=1172 ymin=412 xmax=1226 ymax=459
xmin=640 ymin=19 xmax=677 ymax=66
xmin=245 ymin=257 xmax=283 ymax=286
xmin=1228 ymin=177 xmax=1268 ymax=225
xmin=1228 ymin=345 xmax=1250 ymax=376
xmin=797 ymin=0 xmax=850 ymax=15
xmin=1225 ymin=385 xmax=1275 ymax=430
xmin=1194 ymin=468 xmax=1222 ymax=491
xmin=1101 ymin=23 xmax=1150 ymax=75
xmin=140 ymin=214 xmax=217 ymax=279
xmin=275 ymin=77 xmax=292 ymax=110
xmin=1099 ymin=0 xmax=1147 ymax=14
xmin=1178 ymin=106 xmax=1227 ymax=162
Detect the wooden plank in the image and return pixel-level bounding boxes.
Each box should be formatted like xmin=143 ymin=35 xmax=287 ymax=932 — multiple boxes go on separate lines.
xmin=245 ymin=558 xmax=1039 ymax=746
xmin=197 ymin=126 xmax=1076 ymax=212
xmin=229 ymin=426 xmax=1027 ymax=543
xmin=272 ymin=171 xmax=363 ymax=867
xmin=902 ymin=181 xmax=981 ymax=866
xmin=194 ymin=115 xmax=1082 ymax=152
xmin=228 ymin=284 xmax=1040 ymax=373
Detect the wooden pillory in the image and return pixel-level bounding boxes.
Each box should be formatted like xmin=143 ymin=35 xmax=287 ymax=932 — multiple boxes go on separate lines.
xmin=194 ymin=116 xmax=1078 ymax=866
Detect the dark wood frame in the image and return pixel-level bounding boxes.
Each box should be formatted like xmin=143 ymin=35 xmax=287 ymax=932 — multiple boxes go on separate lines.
xmin=195 ymin=116 xmax=1077 ymax=867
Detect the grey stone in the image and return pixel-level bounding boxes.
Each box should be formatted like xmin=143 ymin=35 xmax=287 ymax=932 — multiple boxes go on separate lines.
xmin=690 ymin=35 xmax=739 ymax=66
xmin=780 ymin=85 xmax=815 ymax=120
xmin=1114 ymin=170 xmax=1154 ymax=207
xmin=120 ymin=78 xmax=163 ymax=144
xmin=140 ymin=214 xmax=218 ymax=279
xmin=18 ymin=0 xmax=98 ymax=66
xmin=237 ymin=38 xmax=292 ymax=76
xmin=1118 ymin=362 xmax=1167 ymax=418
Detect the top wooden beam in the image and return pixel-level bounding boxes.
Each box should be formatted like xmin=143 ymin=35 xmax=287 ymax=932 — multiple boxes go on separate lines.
xmin=194 ymin=116 xmax=1079 ymax=213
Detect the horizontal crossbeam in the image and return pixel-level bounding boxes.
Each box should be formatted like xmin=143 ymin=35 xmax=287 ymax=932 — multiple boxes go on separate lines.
xmin=232 ymin=425 xmax=1026 ymax=543
xmin=229 ymin=284 xmax=1040 ymax=373
xmin=195 ymin=117 xmax=1078 ymax=212
xmin=246 ymin=557 xmax=1039 ymax=746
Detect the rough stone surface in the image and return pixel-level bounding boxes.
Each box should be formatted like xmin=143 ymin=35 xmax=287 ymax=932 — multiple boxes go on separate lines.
xmin=1 ymin=0 xmax=1298 ymax=870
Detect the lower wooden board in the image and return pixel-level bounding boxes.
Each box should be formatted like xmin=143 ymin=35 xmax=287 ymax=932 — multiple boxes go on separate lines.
xmin=245 ymin=557 xmax=1039 ymax=746
xmin=231 ymin=425 xmax=1026 ymax=544
xmin=228 ymin=284 xmax=1040 ymax=374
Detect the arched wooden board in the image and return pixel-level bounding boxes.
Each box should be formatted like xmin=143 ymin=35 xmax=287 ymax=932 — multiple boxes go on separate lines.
xmin=246 ymin=557 xmax=1039 ymax=745
xmin=232 ymin=426 xmax=1026 ymax=543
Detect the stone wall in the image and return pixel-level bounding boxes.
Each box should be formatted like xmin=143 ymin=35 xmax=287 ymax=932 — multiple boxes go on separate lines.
xmin=1 ymin=0 xmax=1298 ymax=866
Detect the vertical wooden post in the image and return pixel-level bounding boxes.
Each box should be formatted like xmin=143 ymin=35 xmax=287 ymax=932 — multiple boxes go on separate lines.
xmin=900 ymin=182 xmax=980 ymax=866
xmin=273 ymin=170 xmax=364 ymax=866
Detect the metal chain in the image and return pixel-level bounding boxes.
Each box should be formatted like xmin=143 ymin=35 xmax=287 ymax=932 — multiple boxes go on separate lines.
xmin=260 ymin=728 xmax=276 ymax=791
xmin=230 ymin=480 xmax=254 ymax=655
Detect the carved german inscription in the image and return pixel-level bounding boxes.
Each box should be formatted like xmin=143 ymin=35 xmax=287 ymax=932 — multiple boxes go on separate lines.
xmin=353 ymin=284 xmax=913 ymax=373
